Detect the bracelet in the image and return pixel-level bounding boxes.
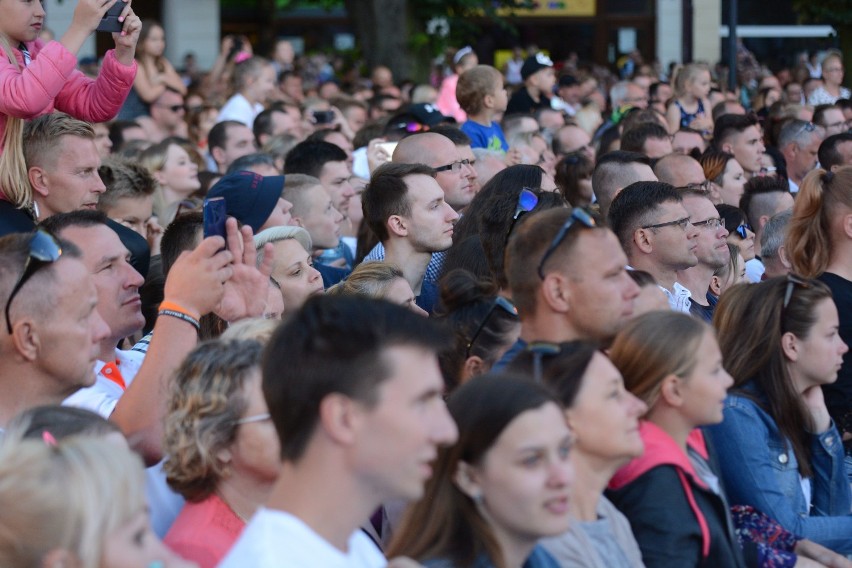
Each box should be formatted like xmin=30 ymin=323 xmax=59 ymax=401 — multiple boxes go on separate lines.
xmin=158 ymin=309 xmax=200 ymax=331
xmin=159 ymin=300 xmax=200 ymax=320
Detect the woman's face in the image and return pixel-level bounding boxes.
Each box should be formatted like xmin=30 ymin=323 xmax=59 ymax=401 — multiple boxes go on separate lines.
xmin=270 ymin=239 xmax=324 ymax=314
xmin=226 ymin=370 xmax=282 ymax=484
xmin=156 ymin=145 xmax=200 ymax=196
xmin=678 ymin=330 xmax=733 ymax=426
xmin=726 ymin=222 xmax=756 ymax=262
xmin=718 ymin=159 xmax=746 ymax=206
xmin=566 ymin=353 xmax=646 ymax=466
xmin=788 ymin=298 xmax=849 ymax=389
xmin=142 ymin=25 xmax=166 ymax=58
xmin=101 ymin=509 xmax=196 ymax=568
xmin=383 ymin=277 xmax=428 ymax=317
xmin=823 ymin=56 xmax=845 ymax=88
xmin=464 ymin=402 xmax=572 ymax=548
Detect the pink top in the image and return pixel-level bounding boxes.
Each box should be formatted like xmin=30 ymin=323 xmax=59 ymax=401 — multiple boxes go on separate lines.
xmin=436 ymin=73 xmax=467 ymax=122
xmin=163 ymin=493 xmax=246 ymax=568
xmin=0 ymin=39 xmax=137 ymax=153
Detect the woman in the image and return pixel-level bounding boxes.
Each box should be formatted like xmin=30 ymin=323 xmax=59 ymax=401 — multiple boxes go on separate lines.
xmin=433 ymin=268 xmax=520 ymax=390
xmin=387 ymin=374 xmax=573 ymax=568
xmin=709 ymin=243 xmax=746 ymax=299
xmin=119 ymin=20 xmax=187 ymax=120
xmin=507 ymin=341 xmax=647 ymax=567
xmin=700 ymin=149 xmax=746 ymax=206
xmin=163 ymin=339 xmax=280 ymax=568
xmin=254 ymin=226 xmax=324 ymax=315
xmin=0 ymin=433 xmax=193 ymax=567
xmin=808 ymin=53 xmax=850 ymax=106
xmin=708 ymin=277 xmax=852 ymax=554
xmin=555 ymin=152 xmax=595 ymax=208
xmin=718 ymin=204 xmax=756 ymax=263
xmin=140 ymin=139 xmax=201 ymax=228
xmin=326 ymin=261 xmax=427 ymax=316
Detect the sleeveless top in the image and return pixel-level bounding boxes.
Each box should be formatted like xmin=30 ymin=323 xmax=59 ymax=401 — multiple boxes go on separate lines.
xmin=676 ymin=99 xmax=705 ymax=129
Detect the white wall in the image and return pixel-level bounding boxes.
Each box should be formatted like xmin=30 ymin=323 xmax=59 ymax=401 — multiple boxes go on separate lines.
xmin=656 ymin=0 xmax=682 ymax=71
xmin=44 ymin=0 xmax=96 ymax=58
xmin=694 ymin=0 xmax=722 ymax=64
xmin=163 ymin=0 xmax=220 ymax=71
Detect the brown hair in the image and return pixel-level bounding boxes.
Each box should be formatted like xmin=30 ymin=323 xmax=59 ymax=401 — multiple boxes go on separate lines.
xmin=786 ymin=168 xmax=852 ymax=277
xmin=456 ymin=65 xmax=502 ymax=116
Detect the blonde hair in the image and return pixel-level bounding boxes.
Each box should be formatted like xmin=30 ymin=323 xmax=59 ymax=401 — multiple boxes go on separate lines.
xmin=0 ymin=36 xmax=30 ymax=208
xmin=673 ymin=62 xmax=710 ymax=98
xmin=0 ymin=434 xmax=146 ymax=568
xmin=140 ymin=139 xmax=181 ymax=225
xmin=326 ymin=261 xmax=405 ymax=298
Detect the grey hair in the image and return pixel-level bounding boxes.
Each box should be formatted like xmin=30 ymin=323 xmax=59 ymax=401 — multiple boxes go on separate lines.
xmin=761 ymin=209 xmax=792 ymax=260
xmin=777 ymin=119 xmax=825 ymax=149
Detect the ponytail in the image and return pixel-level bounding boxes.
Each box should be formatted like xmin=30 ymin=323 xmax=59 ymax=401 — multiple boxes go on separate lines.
xmin=0 ymin=36 xmax=32 ymax=209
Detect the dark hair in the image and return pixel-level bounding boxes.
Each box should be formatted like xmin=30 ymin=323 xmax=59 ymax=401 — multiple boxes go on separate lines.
xmin=253 ymin=108 xmax=286 ymax=145
xmin=627 ymin=268 xmax=658 ymax=287
xmin=387 ymin=373 xmax=559 ymax=567
xmin=283 ymin=140 xmax=347 ymax=178
xmin=160 ymin=212 xmax=203 ymax=277
xmin=225 ymin=152 xmax=277 ymax=175
xmin=434 ymin=269 xmax=520 ymax=391
xmin=739 ymin=175 xmax=791 ymax=228
xmin=208 ymin=120 xmax=245 ymax=153
xmin=97 ymin=158 xmax=157 ymax=211
xmin=812 ymin=104 xmax=838 ymax=128
xmin=40 ymin=209 xmax=109 ymax=235
xmin=14 ymin=406 xmax=122 ymax=440
xmin=361 ymin=162 xmax=436 ymax=242
xmin=441 ymin=235 xmax=494 ymax=284
xmin=555 ymin=153 xmax=594 ymax=206
xmin=716 ymin=204 xmax=748 ymax=233
xmin=607 ymin=181 xmax=682 ymax=252
xmin=108 ymin=121 xmax=143 ymax=152
xmin=507 ymin=340 xmax=598 ymax=407
xmin=714 ymin=277 xmax=834 ymax=477
xmin=263 ymin=295 xmax=450 ymax=461
xmin=818 ymin=132 xmax=852 ymax=171
xmin=620 ymin=122 xmax=671 ymax=154
xmin=591 ymin=151 xmax=653 ymax=219
xmin=713 ymin=112 xmax=760 ymax=150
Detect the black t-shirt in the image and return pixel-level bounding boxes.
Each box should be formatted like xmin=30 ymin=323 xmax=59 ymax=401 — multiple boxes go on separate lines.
xmin=818 ymin=272 xmax=852 ymax=428
xmin=506 ymin=87 xmax=552 ymax=116
xmin=0 ymin=199 xmax=35 ymax=237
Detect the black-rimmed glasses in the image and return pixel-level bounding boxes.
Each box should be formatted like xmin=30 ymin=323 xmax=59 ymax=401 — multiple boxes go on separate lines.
xmin=505 ymin=188 xmax=539 ymax=243
xmin=537 ymin=208 xmax=597 ymax=279
xmin=434 ymin=159 xmax=471 ymax=173
xmin=465 ymin=296 xmax=518 ymax=358
xmin=641 ymin=216 xmax=692 ymax=231
xmin=5 ymin=230 xmax=63 ymax=334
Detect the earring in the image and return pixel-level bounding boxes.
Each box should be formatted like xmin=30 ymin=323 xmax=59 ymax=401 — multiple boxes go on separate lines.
xmin=471 ymin=491 xmax=484 ymax=505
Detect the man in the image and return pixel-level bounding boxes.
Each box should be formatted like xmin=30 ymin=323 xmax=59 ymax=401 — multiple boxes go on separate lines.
xmin=813 ymin=104 xmax=847 ymax=137
xmin=712 ymin=113 xmax=765 ymax=180
xmin=777 ymin=119 xmax=824 ymax=193
xmin=220 ymin=295 xmax=458 ymax=567
xmin=284 ymin=140 xmax=356 ymax=220
xmin=362 ymin=163 xmax=458 ymax=314
xmin=506 ymin=53 xmax=556 ymax=115
xmin=495 ymin=207 xmax=640 ymax=369
xmin=654 ymin=154 xmax=708 ymax=189
xmin=591 ymin=151 xmax=657 ymax=221
xmin=760 ymin=210 xmax=792 ymax=279
xmin=551 ymin=74 xmax=581 ymax=116
xmin=226 ymin=153 xmax=281 ymax=177
xmin=552 ymin=124 xmax=596 ymax=163
xmin=209 ymin=120 xmax=258 ymax=174
xmin=675 ymin=189 xmax=730 ymax=321
xmin=282 ymin=174 xmax=344 ymax=255
xmin=253 ymin=107 xmax=301 ymax=148
xmin=739 ymin=175 xmax=794 ymax=282
xmin=608 ymin=181 xmax=700 ymax=313
xmin=0 ymin=232 xmax=109 ymax=428
xmin=672 ymin=128 xmax=706 ymax=157
xmin=818 ymin=131 xmax=852 ymax=172
xmin=621 ymin=122 xmax=673 ymax=159
xmin=136 ymin=88 xmax=189 ymax=143
xmin=609 ymin=81 xmax=649 ymax=111
xmin=24 ymin=113 xmax=106 ymax=223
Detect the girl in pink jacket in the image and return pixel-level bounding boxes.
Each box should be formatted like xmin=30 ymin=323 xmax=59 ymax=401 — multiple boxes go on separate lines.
xmin=0 ymin=0 xmax=140 ymax=209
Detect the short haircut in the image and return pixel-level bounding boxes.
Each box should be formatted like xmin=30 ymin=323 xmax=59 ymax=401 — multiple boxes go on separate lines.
xmin=818 ymin=132 xmax=852 ymax=170
xmin=282 ymin=173 xmax=324 ymax=216
xmin=713 ymin=113 xmax=759 ymax=149
xmin=812 ymin=104 xmax=839 ymax=128
xmin=362 ymin=162 xmax=436 ymax=242
xmin=760 ymin=209 xmax=792 ymax=260
xmin=23 ymin=113 xmax=95 ymax=168
xmin=40 ymin=209 xmax=109 ymax=236
xmin=591 ymin=151 xmax=652 ymax=217
xmin=620 ymin=122 xmax=670 ymax=154
xmin=226 ymin=152 xmax=277 ymax=175
xmin=607 ymin=181 xmax=682 ymax=252
xmin=456 ymin=65 xmax=502 ymax=116
xmin=97 ymin=158 xmax=157 ymax=212
xmin=160 ymin=212 xmax=203 ymax=277
xmin=777 ymin=119 xmax=823 ymax=149
xmin=429 ymin=124 xmax=472 ymax=147
xmin=232 ymin=56 xmax=271 ymax=91
xmin=253 ymin=225 xmax=313 ymax=267
xmin=108 ymin=120 xmax=142 ymax=151
xmin=739 ymin=175 xmax=790 ymax=227
xmin=283 ymin=140 xmax=347 ymax=177
xmin=208 ymin=120 xmax=244 ymax=152
xmin=263 ymin=295 xmax=450 ymax=461
xmin=253 ymin=108 xmax=285 ymax=144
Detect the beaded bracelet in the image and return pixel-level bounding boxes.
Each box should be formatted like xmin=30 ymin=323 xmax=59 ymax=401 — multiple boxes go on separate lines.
xmin=158 ymin=309 xmax=201 ymax=331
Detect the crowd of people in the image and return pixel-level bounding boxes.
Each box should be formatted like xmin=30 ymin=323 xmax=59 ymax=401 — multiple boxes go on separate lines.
xmin=2 ymin=0 xmax=852 ymax=566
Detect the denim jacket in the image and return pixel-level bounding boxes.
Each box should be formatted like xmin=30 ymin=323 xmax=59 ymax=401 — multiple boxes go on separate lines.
xmin=705 ymin=388 xmax=852 ymax=553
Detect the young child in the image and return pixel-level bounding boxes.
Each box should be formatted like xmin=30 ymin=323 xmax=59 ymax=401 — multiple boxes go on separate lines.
xmin=97 ymin=157 xmax=164 ymax=254
xmin=217 ymin=56 xmax=276 ymax=127
xmin=0 ymin=0 xmax=141 ymax=209
xmin=666 ymin=62 xmax=713 ymax=136
xmin=458 ymin=65 xmax=509 ymax=152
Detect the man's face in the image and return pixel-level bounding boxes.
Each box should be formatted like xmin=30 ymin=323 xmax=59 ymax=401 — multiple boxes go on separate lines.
xmin=281 ymin=75 xmax=303 ymax=102
xmin=430 ymin=139 xmax=476 ymax=211
xmin=644 ymin=200 xmax=699 ymax=270
xmin=343 ymin=106 xmax=368 ymax=135
xmin=530 ymin=68 xmax=556 ymax=95
xmin=152 ymin=91 xmax=186 ymax=129
xmin=643 ymin=136 xmax=673 ymax=159
xmin=556 ymin=126 xmax=595 ymax=162
xmin=36 ymin=136 xmax=106 ymax=219
xmin=34 ymin=258 xmax=110 ymax=395
xmin=560 ymin=230 xmax=640 ymax=343
xmin=352 ymin=345 xmax=458 ymax=503
xmin=820 ymin=108 xmax=847 ymax=136
xmin=401 ymin=174 xmax=459 ymax=253
xmin=219 ymin=124 xmax=257 ymax=172
xmin=270 ymin=110 xmax=300 ymax=138
xmin=830 ymin=140 xmax=852 ymax=171
xmin=790 ymin=134 xmax=822 ymax=181
xmin=259 ymin=197 xmax=294 ymax=232
xmin=60 ymin=224 xmax=146 ymax=343
xmin=682 ymin=195 xmax=729 ymax=270
xmin=295 ymin=185 xmax=343 ymax=250
xmin=93 ymin=123 xmax=113 ymax=158
xmin=622 ymin=84 xmax=648 ymax=109
xmin=727 ymin=126 xmax=765 ymax=175
xmin=317 ymin=160 xmax=355 ymax=215
xmin=672 ymin=131 xmax=705 ymax=156
xmin=102 ymin=195 xmax=154 ymax=239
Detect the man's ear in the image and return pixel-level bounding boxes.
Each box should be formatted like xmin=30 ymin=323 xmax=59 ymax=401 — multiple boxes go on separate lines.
xmin=709 ymin=274 xmax=723 ymax=297
xmin=28 ymin=166 xmax=49 ymax=199
xmin=540 ymin=272 xmax=570 ymax=314
xmin=11 ymin=318 xmax=40 ymax=362
xmin=211 ymin=147 xmax=226 ymax=170
xmin=387 ymin=215 xmax=408 ymax=238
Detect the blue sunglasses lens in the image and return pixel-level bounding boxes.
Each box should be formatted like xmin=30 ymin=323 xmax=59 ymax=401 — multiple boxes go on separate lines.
xmin=518 ymin=188 xmax=539 ymax=212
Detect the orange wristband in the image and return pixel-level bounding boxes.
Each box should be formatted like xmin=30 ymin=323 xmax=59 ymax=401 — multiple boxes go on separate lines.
xmin=158 ymin=300 xmax=200 ymax=320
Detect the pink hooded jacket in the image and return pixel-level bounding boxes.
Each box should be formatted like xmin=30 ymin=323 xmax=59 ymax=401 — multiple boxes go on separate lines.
xmin=0 ymin=39 xmax=137 ymax=152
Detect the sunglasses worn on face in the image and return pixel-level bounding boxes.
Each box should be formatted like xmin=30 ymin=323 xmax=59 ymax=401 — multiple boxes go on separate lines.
xmin=733 ymin=224 xmax=751 ymax=239
xmin=537 ymin=208 xmax=597 ymax=279
xmin=465 ymin=296 xmax=519 ymax=359
xmin=5 ymin=230 xmax=63 ymax=334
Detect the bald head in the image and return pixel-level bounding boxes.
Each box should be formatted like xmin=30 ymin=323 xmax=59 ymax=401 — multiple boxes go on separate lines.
xmin=392 ymin=132 xmax=456 ymax=167
xmin=653 ymin=154 xmax=705 ymax=187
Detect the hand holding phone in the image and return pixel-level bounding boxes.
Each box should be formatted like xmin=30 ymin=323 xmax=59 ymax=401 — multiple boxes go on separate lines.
xmin=203 ymin=197 xmax=228 ymax=240
xmin=96 ymin=1 xmax=127 ymax=33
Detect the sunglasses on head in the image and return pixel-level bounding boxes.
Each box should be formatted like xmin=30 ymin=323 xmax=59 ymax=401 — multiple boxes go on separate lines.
xmin=537 ymin=208 xmax=597 ymax=279
xmin=465 ymin=296 xmax=518 ymax=359
xmin=5 ymin=230 xmax=63 ymax=334
xmin=505 ymin=188 xmax=539 ymax=243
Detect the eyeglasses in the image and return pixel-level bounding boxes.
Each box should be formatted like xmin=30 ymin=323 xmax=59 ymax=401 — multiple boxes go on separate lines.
xmin=758 ymin=166 xmax=777 ymax=176
xmin=390 ymin=122 xmax=429 ymax=133
xmin=641 ymin=216 xmax=692 ymax=231
xmin=505 ymin=188 xmax=539 ymax=243
xmin=5 ymin=230 xmax=63 ymax=334
xmin=526 ymin=342 xmax=562 ymax=383
xmin=692 ymin=217 xmax=725 ymax=230
xmin=434 ymin=159 xmax=471 ymax=173
xmin=793 ymin=122 xmax=816 ymax=139
xmin=675 ymin=180 xmax=713 ymax=195
xmin=537 ymin=208 xmax=597 ymax=279
xmin=465 ymin=296 xmax=518 ymax=358
xmin=234 ymin=413 xmax=271 ymax=425
xmin=732 ymin=223 xmax=752 ymax=239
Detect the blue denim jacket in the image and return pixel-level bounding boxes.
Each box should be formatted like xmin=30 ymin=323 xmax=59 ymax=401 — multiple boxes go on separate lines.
xmin=705 ymin=390 xmax=852 ymax=553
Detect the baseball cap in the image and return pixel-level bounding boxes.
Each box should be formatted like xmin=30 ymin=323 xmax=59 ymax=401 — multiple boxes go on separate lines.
xmin=521 ymin=53 xmax=554 ymax=80
xmin=207 ymin=171 xmax=284 ymax=233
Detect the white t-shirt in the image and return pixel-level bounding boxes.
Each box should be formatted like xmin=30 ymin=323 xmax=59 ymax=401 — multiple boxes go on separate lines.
xmin=217 ymin=93 xmax=264 ymax=127
xmin=218 ymin=508 xmax=386 ymax=568
xmin=63 ymin=349 xmax=145 ymax=416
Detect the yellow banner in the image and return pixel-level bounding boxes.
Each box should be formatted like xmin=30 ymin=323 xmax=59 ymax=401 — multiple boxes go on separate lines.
xmin=505 ymin=0 xmax=596 ymax=17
